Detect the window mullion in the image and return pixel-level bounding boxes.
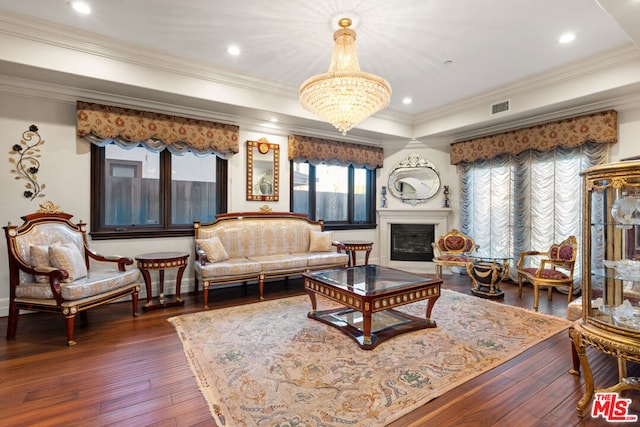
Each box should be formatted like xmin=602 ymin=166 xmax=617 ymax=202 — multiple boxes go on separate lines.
xmin=348 ymin=166 xmax=355 ymax=223
xmin=161 ymin=150 xmax=171 ymax=228
xmin=309 ymin=165 xmax=317 ymax=221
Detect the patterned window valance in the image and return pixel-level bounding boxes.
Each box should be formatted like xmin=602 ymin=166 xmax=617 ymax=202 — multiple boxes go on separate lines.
xmin=76 ymin=101 xmax=239 ymax=157
xmin=288 ymin=134 xmax=383 ymax=170
xmin=450 ymin=110 xmax=617 ymax=165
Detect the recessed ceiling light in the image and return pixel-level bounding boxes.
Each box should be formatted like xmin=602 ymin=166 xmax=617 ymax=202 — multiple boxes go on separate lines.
xmin=443 ymin=59 xmax=453 ymax=65
xmin=226 ymin=45 xmax=241 ymax=56
xmin=68 ymin=1 xmax=91 ymax=14
xmin=558 ymin=32 xmax=576 ymax=44
xmin=402 ymin=97 xmax=412 ymax=105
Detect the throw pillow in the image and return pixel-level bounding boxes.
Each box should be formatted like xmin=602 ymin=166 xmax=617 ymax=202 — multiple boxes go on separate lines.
xmin=309 ymin=230 xmax=333 ymax=252
xmin=48 ymin=243 xmax=88 ymax=282
xmin=30 ymin=244 xmax=52 ymax=283
xmin=196 ymin=236 xmax=230 ymax=262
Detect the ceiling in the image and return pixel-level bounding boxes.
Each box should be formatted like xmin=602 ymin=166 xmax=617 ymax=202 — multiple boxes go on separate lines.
xmin=0 ymin=0 xmax=639 ymax=144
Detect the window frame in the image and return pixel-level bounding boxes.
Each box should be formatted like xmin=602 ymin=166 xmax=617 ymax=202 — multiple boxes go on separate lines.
xmin=90 ymin=144 xmax=227 ymax=240
xmin=290 ymin=161 xmax=376 ymax=231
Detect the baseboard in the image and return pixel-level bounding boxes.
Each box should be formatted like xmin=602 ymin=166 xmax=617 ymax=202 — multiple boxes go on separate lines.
xmin=0 ymin=297 xmax=8 ymax=318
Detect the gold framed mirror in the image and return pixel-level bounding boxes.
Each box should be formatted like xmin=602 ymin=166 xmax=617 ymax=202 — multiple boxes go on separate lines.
xmin=247 ymin=138 xmax=279 ymax=201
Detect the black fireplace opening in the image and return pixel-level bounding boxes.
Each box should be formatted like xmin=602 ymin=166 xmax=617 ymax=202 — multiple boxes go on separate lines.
xmin=390 ymin=223 xmax=435 ymax=262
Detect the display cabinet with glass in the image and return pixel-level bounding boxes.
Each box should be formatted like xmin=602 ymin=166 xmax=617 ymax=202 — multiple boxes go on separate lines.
xmin=570 ymin=159 xmax=640 ymax=418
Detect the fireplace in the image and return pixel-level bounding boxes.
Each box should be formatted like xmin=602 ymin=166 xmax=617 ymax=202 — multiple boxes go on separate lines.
xmin=377 ymin=208 xmax=451 ymax=273
xmin=390 ymin=224 xmax=435 ymax=261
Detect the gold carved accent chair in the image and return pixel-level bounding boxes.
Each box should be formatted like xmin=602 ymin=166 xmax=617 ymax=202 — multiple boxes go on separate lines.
xmin=516 ymin=235 xmax=578 ymax=312
xmin=432 ymin=229 xmax=478 ymax=279
xmin=4 ymin=205 xmax=141 ymax=345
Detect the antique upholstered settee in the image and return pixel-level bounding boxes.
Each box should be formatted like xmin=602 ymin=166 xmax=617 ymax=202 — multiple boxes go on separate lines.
xmin=432 ymin=229 xmax=478 ymax=278
xmin=193 ymin=211 xmax=349 ymax=308
xmin=4 ymin=203 xmax=141 ymax=345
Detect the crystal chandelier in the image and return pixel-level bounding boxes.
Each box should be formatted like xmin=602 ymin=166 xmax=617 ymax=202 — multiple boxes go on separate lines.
xmin=299 ymin=18 xmax=392 ymax=135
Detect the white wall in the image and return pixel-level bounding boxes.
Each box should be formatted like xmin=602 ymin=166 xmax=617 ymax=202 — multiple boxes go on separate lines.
xmin=0 ymin=91 xmax=378 ymax=316
xmin=1 ymin=85 xmax=639 ymax=317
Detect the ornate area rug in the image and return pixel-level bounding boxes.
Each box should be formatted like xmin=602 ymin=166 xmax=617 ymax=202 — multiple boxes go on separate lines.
xmin=168 ymin=289 xmax=571 ymax=426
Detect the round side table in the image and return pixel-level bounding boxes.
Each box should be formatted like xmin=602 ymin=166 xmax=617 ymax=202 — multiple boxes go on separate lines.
xmin=339 ymin=240 xmax=374 ymax=266
xmin=135 ymin=251 xmax=189 ymax=311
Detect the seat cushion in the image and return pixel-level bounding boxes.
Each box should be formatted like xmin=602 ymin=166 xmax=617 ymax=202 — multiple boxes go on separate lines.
xmin=294 ymin=252 xmax=349 ymax=267
xmin=436 ymin=255 xmax=470 ymax=263
xmin=248 ymin=254 xmax=307 ymax=272
xmin=195 ymin=258 xmax=261 ymax=279
xmin=522 ymin=267 xmax=569 ymax=280
xmin=15 ymin=268 xmax=140 ymax=301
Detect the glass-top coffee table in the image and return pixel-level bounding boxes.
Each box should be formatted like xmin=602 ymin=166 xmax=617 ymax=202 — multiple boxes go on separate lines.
xmin=303 ymin=265 xmax=442 ymax=350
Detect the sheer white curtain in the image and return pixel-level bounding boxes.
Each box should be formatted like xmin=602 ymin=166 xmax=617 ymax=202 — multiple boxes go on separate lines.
xmin=459 ymin=142 xmax=610 ymax=291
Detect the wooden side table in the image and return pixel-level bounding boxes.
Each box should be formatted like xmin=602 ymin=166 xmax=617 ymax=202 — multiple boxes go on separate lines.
xmin=339 ymin=240 xmax=373 ymax=266
xmin=135 ymin=251 xmax=189 ymax=311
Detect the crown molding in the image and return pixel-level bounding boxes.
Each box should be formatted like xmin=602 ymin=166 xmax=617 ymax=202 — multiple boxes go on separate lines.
xmin=0 ymin=11 xmax=297 ymax=96
xmin=414 ymin=44 xmax=640 ymax=124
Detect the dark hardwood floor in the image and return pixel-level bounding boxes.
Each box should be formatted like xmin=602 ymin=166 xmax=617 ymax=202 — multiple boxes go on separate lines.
xmin=0 ymin=273 xmax=637 ymax=426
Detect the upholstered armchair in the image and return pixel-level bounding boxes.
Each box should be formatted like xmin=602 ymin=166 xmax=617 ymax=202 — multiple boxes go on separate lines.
xmin=432 ymin=229 xmax=478 ymax=278
xmin=4 ymin=203 xmax=141 ymax=345
xmin=516 ymin=235 xmax=577 ymax=311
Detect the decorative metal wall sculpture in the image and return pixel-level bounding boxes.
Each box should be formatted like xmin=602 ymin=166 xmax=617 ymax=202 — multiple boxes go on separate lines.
xmin=9 ymin=124 xmax=46 ymax=200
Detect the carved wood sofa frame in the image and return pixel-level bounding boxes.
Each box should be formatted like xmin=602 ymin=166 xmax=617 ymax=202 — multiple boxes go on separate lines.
xmin=432 ymin=229 xmax=479 ymax=278
xmin=4 ymin=208 xmax=140 ymax=345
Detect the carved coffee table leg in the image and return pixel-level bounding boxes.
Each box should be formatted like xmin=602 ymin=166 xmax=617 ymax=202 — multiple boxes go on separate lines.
xmin=424 ymin=294 xmax=440 ymax=326
xmin=362 ymin=312 xmax=373 ymax=346
xmin=306 ymin=289 xmax=317 ymax=315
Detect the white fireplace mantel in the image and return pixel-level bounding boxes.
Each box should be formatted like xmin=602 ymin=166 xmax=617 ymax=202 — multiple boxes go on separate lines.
xmin=377 ymin=208 xmax=452 ymax=273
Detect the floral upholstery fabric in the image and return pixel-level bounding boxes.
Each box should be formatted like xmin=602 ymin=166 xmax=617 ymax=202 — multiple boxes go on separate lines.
xmin=295 ymin=252 xmax=350 ymax=267
xmin=247 ymin=254 xmax=308 ymax=272
xmin=194 ymin=215 xmax=350 ymax=301
xmin=15 ymin=268 xmax=140 ymax=301
xmin=15 ymin=223 xmax=85 ymax=283
xmin=522 ymin=267 xmax=568 ymax=280
xmin=195 ymin=258 xmax=261 ymax=279
xmin=309 ymin=230 xmax=334 ymax=252
xmin=48 ymin=243 xmax=88 ymax=282
xmin=198 ymin=218 xmax=319 ymax=258
xmin=13 ymin=222 xmax=140 ymax=301
xmin=549 ymin=244 xmax=574 ymax=261
xmin=30 ymin=245 xmax=51 ymax=283
xmin=196 ymin=236 xmax=230 ymax=262
xmin=439 ymin=254 xmax=471 ymax=262
xmin=439 ymin=236 xmax=465 ymax=251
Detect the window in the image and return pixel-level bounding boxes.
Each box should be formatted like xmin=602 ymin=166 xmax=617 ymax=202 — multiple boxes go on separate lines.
xmin=91 ymin=143 xmax=227 ymax=239
xmin=291 ymin=161 xmax=376 ymax=230
xmin=460 ymin=142 xmax=609 ymax=288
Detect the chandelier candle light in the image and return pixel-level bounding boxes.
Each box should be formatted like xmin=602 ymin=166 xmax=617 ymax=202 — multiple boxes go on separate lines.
xmin=299 ymin=18 xmax=392 ymax=135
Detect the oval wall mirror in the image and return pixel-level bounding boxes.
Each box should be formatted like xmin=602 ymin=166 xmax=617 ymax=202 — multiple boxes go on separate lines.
xmin=387 ymin=153 xmax=441 ymax=205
